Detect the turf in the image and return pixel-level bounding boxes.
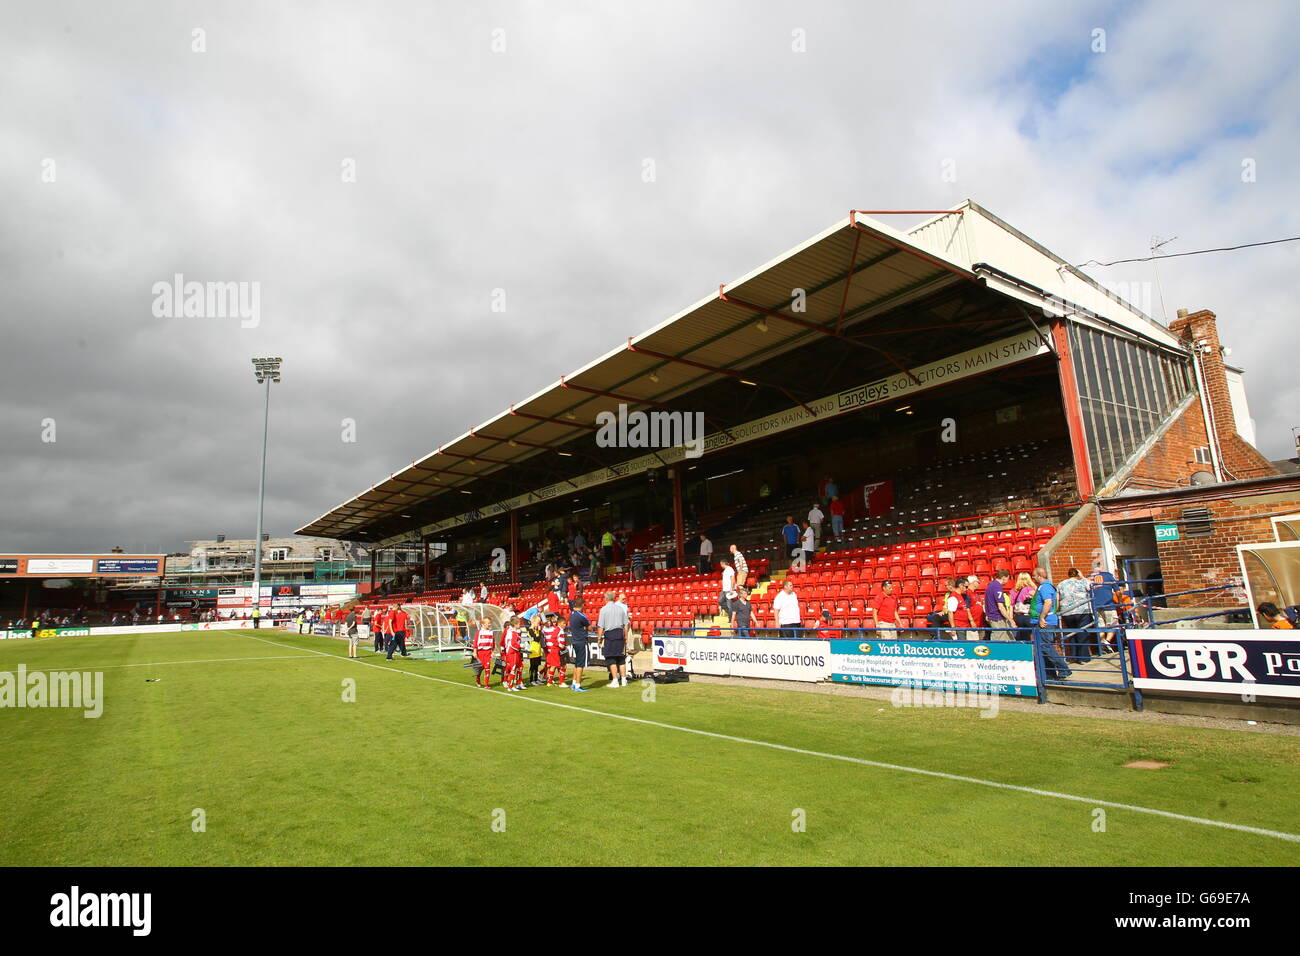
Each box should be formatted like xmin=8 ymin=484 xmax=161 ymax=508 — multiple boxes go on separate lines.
xmin=1 ymin=628 xmax=1297 ymax=866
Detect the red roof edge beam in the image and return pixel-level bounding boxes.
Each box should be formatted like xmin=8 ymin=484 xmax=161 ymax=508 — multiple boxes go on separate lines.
xmin=849 ymin=210 xmax=973 ymax=283
xmin=626 ymin=339 xmax=816 ymax=419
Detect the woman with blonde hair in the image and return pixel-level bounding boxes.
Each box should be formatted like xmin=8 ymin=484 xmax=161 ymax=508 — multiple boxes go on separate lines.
xmin=1011 ymin=571 xmax=1036 ymax=642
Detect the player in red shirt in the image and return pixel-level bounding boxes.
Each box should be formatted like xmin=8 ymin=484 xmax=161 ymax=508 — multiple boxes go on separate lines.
xmin=501 ymin=617 xmax=525 ymax=691
xmin=541 ymin=613 xmax=568 ymax=686
xmin=371 ymin=607 xmax=388 ymax=653
xmin=386 ymin=605 xmax=410 ymax=659
xmin=473 ymin=622 xmax=496 ymax=688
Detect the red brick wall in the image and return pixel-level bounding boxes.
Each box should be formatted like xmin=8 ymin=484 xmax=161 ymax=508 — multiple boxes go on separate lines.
xmin=1041 ymin=503 xmax=1104 ymax=578
xmin=1105 ymin=487 xmax=1300 ymax=607
xmin=1125 ymin=398 xmax=1214 ymax=488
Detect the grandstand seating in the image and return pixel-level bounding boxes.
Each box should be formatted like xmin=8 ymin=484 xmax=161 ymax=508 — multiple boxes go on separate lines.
xmin=358 ymin=434 xmax=1072 ymax=639
xmin=750 ymin=526 xmax=1057 ymax=630
xmin=358 ymin=518 xmax=1059 ymax=640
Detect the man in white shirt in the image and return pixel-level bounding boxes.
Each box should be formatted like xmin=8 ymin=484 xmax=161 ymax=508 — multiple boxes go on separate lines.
xmin=698 ymin=534 xmax=713 ymax=574
xmin=772 ymin=580 xmax=802 ymax=639
xmin=808 ymin=503 xmax=825 ymax=546
xmin=801 ymin=521 xmax=816 ymax=568
xmin=718 ymin=558 xmax=736 ymax=617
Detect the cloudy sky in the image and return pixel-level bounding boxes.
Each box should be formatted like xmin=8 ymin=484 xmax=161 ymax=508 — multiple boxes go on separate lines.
xmin=2 ymin=0 xmax=1297 ymax=554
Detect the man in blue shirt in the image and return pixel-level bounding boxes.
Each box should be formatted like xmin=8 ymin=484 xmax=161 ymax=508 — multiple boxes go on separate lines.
xmin=1032 ymin=567 xmax=1071 ymax=680
xmin=984 ymin=568 xmax=1013 ymax=638
xmin=780 ymin=516 xmax=800 ymax=568
xmin=567 ymin=597 xmax=592 ymax=692
xmin=1090 ymin=569 xmax=1119 ymax=650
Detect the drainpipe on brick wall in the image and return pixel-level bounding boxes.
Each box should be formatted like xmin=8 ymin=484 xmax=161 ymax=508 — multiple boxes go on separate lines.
xmin=1190 ymin=345 xmax=1226 ymax=483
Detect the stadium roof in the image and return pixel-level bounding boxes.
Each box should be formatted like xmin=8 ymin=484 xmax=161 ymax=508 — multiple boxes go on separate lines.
xmin=297 ymin=201 xmax=1185 ymax=544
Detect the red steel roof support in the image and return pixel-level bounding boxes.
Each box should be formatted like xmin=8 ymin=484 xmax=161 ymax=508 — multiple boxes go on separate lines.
xmin=559 ymin=376 xmax=738 ymax=442
xmin=717 ymin=289 xmax=923 ymax=389
xmin=835 ymin=225 xmax=863 ymax=334
xmin=507 ymin=404 xmax=598 ymax=431
xmin=626 ymin=340 xmax=817 ymax=417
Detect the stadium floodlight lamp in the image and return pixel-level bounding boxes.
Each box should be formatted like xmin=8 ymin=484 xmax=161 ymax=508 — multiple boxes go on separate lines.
xmin=249 ymin=357 xmax=283 ymax=622
xmin=252 ymin=357 xmax=283 ymax=383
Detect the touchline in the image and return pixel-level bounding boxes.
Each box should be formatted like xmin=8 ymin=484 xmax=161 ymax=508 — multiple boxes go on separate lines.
xmin=50 ymin=887 xmax=151 ymax=936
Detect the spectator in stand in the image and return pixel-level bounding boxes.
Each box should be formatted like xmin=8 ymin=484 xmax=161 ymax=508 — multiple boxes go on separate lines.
xmin=963 ymin=575 xmax=986 ymax=638
xmin=1090 ymin=569 xmax=1120 ymax=652
xmin=1011 ymin=571 xmax=1036 ymax=643
xmin=780 ymin=516 xmax=801 ymax=568
xmin=829 ymin=495 xmax=846 ymax=541
xmin=816 ymin=609 xmax=839 ymax=639
xmin=808 ymin=502 xmax=825 ymax=547
xmin=698 ymin=533 xmax=713 ymax=574
xmin=731 ymin=586 xmax=753 ymax=637
xmin=772 ymin=580 xmax=802 ymax=639
xmin=800 ymin=521 xmax=816 ymax=569
xmin=718 ymin=558 xmax=736 ymax=619
xmin=984 ymin=569 xmax=1014 ymax=639
xmin=940 ymin=578 xmax=967 ymax=640
xmin=946 ymin=580 xmax=977 ymax=639
xmin=729 ymin=545 xmax=748 ymax=590
xmin=871 ymin=580 xmax=901 ymax=630
xmin=824 ymin=476 xmax=839 ymax=504
xmin=1032 ymin=567 xmax=1071 ymax=679
xmin=1057 ymin=568 xmax=1094 ymax=662
xmin=1257 ymin=602 xmax=1295 ymax=629
xmin=631 ymin=548 xmax=646 ymax=581
xmin=601 ymin=529 xmax=614 ymax=564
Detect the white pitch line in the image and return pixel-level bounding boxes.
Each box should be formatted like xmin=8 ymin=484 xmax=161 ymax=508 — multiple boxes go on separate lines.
xmin=89 ymin=654 xmax=330 ymax=670
xmin=237 ymin=632 xmax=1300 ymax=844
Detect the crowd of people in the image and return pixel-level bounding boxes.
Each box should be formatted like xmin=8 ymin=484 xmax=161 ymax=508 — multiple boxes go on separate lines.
xmin=529 ymin=526 xmax=636 ymax=584
xmin=466 ymin=577 xmax=636 ymax=691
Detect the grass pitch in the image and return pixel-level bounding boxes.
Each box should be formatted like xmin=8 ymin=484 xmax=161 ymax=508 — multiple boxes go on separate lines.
xmin=1 ymin=628 xmax=1297 ymax=866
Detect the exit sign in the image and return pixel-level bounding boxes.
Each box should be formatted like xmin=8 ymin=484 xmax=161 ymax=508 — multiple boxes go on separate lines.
xmin=1154 ymin=523 xmax=1180 ymax=542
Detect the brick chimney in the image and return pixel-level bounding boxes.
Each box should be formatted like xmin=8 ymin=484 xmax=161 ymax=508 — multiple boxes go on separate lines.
xmin=1167 ymin=309 xmax=1234 ymax=454
xmin=1167 ymin=308 xmax=1276 ymax=479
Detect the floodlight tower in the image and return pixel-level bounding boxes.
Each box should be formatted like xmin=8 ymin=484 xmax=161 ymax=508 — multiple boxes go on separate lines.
xmin=250 ymin=357 xmax=282 ymax=621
